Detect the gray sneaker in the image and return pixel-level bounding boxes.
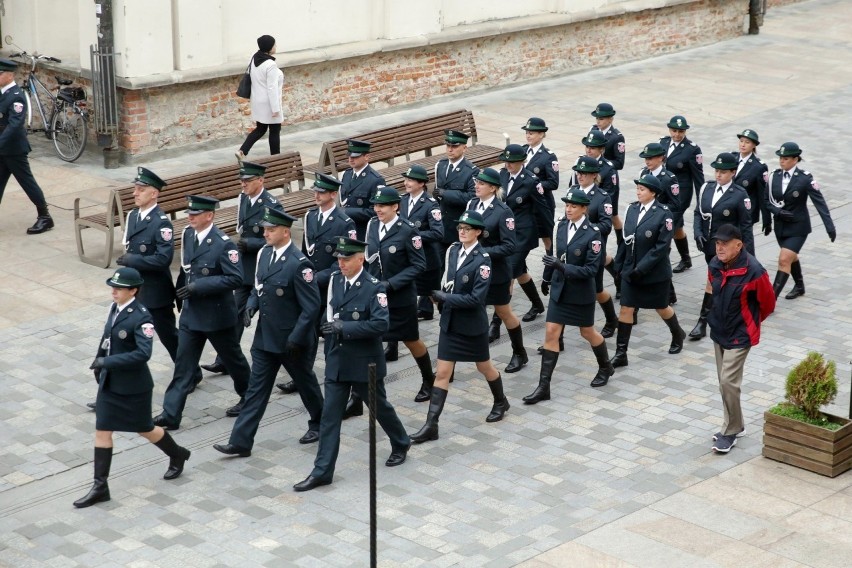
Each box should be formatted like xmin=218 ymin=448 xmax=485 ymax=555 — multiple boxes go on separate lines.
xmin=712 ymin=434 xmax=737 ymax=453
xmin=713 ymin=426 xmax=746 ymax=441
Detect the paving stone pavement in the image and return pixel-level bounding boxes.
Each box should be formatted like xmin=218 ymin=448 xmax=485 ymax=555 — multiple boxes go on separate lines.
xmin=2 ymin=1 xmax=852 ymax=566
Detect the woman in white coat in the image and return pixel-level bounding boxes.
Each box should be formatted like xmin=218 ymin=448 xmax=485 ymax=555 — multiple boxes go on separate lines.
xmin=237 ymin=34 xmax=284 ymax=159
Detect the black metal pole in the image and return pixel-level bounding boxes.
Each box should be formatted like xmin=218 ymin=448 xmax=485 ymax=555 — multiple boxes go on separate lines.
xmin=368 ymin=362 xmax=377 ymax=568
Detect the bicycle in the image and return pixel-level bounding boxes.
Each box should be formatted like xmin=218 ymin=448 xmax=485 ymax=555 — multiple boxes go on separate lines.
xmin=10 ymin=49 xmax=89 ymax=162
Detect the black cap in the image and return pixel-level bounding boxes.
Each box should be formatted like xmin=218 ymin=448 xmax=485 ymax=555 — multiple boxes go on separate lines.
xmin=591 ymin=103 xmax=616 ymax=118
xmin=521 ymin=117 xmax=548 ymax=132
xmin=667 ymin=115 xmax=690 ymax=130
xmin=634 ymin=174 xmax=662 ymax=193
xmin=106 ymin=267 xmax=144 ymax=288
xmin=714 ymin=224 xmax=743 ymax=242
xmin=499 ymin=144 xmax=527 ymax=163
xmin=347 ymin=139 xmax=371 ymax=156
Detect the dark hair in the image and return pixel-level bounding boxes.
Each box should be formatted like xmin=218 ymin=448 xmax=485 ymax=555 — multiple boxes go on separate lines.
xmin=257 ymin=35 xmax=276 ymax=53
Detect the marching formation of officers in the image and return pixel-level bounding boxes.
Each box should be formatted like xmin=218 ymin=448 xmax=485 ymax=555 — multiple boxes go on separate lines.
xmin=77 ymin=104 xmax=836 ymax=505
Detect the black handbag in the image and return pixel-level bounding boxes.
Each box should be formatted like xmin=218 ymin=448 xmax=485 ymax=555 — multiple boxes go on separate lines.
xmin=236 ymin=60 xmax=252 ymax=98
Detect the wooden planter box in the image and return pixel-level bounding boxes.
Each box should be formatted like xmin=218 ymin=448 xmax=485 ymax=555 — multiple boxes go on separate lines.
xmin=763 ymin=411 xmax=852 ymax=477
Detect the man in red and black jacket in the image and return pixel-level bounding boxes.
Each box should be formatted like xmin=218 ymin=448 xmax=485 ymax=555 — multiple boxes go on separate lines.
xmin=706 ymin=224 xmax=775 ymax=454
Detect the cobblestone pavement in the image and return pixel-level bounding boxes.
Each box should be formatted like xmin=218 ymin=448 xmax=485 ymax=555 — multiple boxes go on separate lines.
xmin=2 ymin=1 xmax=852 ymax=566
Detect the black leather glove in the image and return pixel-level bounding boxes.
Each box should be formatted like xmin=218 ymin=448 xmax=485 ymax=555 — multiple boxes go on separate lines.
xmin=175 ymin=283 xmax=196 ymax=299
xmin=541 ymin=281 xmax=550 ymax=296
xmin=237 ymin=239 xmax=249 ymax=255
xmin=777 ymin=209 xmax=794 ymax=221
xmin=243 ymin=306 xmax=256 ymax=328
xmin=90 ymin=357 xmax=104 ymax=382
xmin=623 ymin=269 xmax=644 ymax=284
xmin=320 ymin=320 xmax=344 ymax=337
xmin=763 ymin=222 xmax=772 ymax=236
xmin=430 ymin=290 xmax=448 ymax=303
xmin=542 ymin=254 xmax=565 ymax=273
xmin=432 ymin=187 xmax=444 ymax=200
xmin=695 ymin=236 xmax=707 ymax=253
xmin=115 ymin=254 xmax=128 ymax=266
xmin=285 ymin=342 xmax=304 ymax=358
xmin=828 ymin=230 xmax=836 ymax=242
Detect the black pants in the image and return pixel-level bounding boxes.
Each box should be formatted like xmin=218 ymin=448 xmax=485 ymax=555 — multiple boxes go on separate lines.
xmin=148 ymin=306 xmax=202 ymax=384
xmin=160 ymin=325 xmax=250 ymax=425
xmin=229 ymin=343 xmax=324 ymax=449
xmin=0 ymin=154 xmax=48 ymax=209
xmin=213 ymin=285 xmax=252 ymax=367
xmin=240 ymin=122 xmax=281 ymax=155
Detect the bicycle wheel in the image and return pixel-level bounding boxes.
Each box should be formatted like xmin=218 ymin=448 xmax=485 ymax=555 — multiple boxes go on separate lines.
xmin=50 ymin=105 xmax=88 ymax=162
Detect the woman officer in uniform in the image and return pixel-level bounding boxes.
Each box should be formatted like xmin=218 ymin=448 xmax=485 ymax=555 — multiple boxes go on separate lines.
xmin=525 ymin=190 xmax=614 ymax=403
xmin=74 ymin=268 xmax=191 ymax=508
xmin=610 ymin=175 xmax=686 ymax=371
xmin=765 ymin=142 xmax=836 ymax=299
xmin=733 ymin=129 xmax=769 ymax=236
xmin=409 ymin=211 xmax=509 ymax=444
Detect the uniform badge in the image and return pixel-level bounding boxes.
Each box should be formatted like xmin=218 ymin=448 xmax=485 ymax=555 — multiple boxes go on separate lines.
xmin=483 ymin=230 xmax=489 ymax=238
xmin=604 ymin=203 xmax=613 ymax=216
xmin=13 ymin=102 xmax=23 ymax=114
xmin=352 ymin=311 xmax=360 ymax=320
xmin=228 ymin=250 xmax=240 ymax=263
xmin=671 ymin=183 xmax=680 ymax=196
xmin=591 ymin=240 xmax=602 ymax=254
xmin=160 ymin=227 xmax=172 ymax=241
xmin=811 ymin=180 xmax=821 ymax=191
xmin=551 ymin=160 xmax=559 ymax=172
xmin=377 ymin=292 xmax=388 ymax=308
xmin=356 ymin=198 xmax=364 ymax=206
xmin=723 ymin=209 xmax=730 ymax=216
xmin=325 ymin=245 xmax=333 ymax=253
xmin=645 ymin=230 xmax=652 ymax=238
xmin=533 ymin=167 xmax=540 ymax=174
xmin=302 ymin=268 xmax=314 ymax=283
xmin=665 ymin=218 xmax=673 ymax=231
xmin=617 ymin=142 xmax=625 ymax=154
xmin=141 ymin=323 xmax=155 ymax=338
xmin=479 ymin=265 xmax=491 ymax=280
xmin=792 ymin=191 xmax=799 ymax=197
xmin=462 ymin=275 xmax=469 ymax=283
xmin=389 ymin=245 xmax=397 ymax=253
xmin=276 ymin=288 xmax=284 ymax=296
xmin=573 ymin=248 xmax=581 ymax=256
xmin=695 ymin=154 xmax=703 ymax=165
xmin=412 ymin=236 xmax=422 ymax=250
xmin=414 ymin=221 xmax=421 ymax=228
xmin=139 ymin=244 xmax=147 ymax=253
xmin=253 ymin=226 xmax=260 ymax=234
xmin=515 ymin=196 xmax=522 ymax=204
xmin=505 ymin=218 xmax=515 ymax=231
xmin=118 ymin=330 xmax=128 ymax=339
xmin=536 ymin=183 xmax=544 ymax=195
xmin=347 ymin=229 xmax=358 ymax=239
xmin=201 ymin=268 xmax=210 ymax=276
xmin=431 ymin=209 xmax=442 ymax=221
xmin=742 ymin=180 xmax=749 ymax=187
xmin=744 ymin=198 xmax=752 ymax=211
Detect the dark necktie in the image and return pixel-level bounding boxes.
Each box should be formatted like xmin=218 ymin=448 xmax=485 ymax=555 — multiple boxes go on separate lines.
xmin=784 ymin=171 xmax=790 ymax=180
xmin=344 ymin=280 xmax=351 ymax=295
xmin=195 ymin=234 xmax=201 ymax=248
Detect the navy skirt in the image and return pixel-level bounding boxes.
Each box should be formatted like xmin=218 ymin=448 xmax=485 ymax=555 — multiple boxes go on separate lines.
xmin=385 ymin=301 xmax=420 ymax=341
xmin=776 ymin=234 xmax=807 ymax=254
xmin=437 ymin=329 xmax=490 ymax=362
xmin=96 ymin=386 xmax=155 ymax=433
xmin=485 ymin=280 xmax=511 ymax=305
xmin=546 ymin=298 xmax=595 ymax=327
xmin=620 ymin=278 xmax=671 ymax=310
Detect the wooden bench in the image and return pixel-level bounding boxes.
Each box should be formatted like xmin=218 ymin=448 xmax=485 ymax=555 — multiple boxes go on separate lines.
xmin=74 ymin=152 xmax=307 ymax=267
xmin=303 ymin=109 xmax=505 ymax=187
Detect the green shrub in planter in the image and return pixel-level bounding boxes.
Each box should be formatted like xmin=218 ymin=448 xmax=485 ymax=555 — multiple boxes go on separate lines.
xmin=784 ymin=351 xmax=837 ymax=420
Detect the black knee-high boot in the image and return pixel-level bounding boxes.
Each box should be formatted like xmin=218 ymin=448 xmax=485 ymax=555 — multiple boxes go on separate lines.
xmin=664 ymin=312 xmax=686 ymax=354
xmin=520 ymin=280 xmax=546 ymax=322
xmin=417 ymin=296 xmax=434 ymax=319
xmin=689 ymin=293 xmax=713 ymax=340
xmin=413 ymin=353 xmax=435 ymax=402
xmin=154 ymin=430 xmax=191 ymax=480
xmin=486 ymin=374 xmax=510 ymax=422
xmin=615 ymin=228 xmax=624 ymax=248
xmin=773 ymin=271 xmax=790 ymax=299
xmin=609 ymin=322 xmax=633 ymax=368
xmin=524 ymin=349 xmax=558 ymax=404
xmin=669 ymin=282 xmax=678 ymax=305
xmin=384 ymin=341 xmax=399 ymax=362
xmin=672 ymin=238 xmax=692 ymax=273
xmin=410 ymin=387 xmax=447 ymax=443
xmin=73 ymin=447 xmax=112 ymax=508
xmin=488 ymin=312 xmax=502 ymax=343
xmin=590 ymin=341 xmax=615 ymax=387
xmin=505 ymin=325 xmax=528 ymax=373
xmin=786 ymin=261 xmax=805 ymax=299
xmin=599 ymin=297 xmax=618 ymax=338
xmin=604 ymin=260 xmax=621 ymax=298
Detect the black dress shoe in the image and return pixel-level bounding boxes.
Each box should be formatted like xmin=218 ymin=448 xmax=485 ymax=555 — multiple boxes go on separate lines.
xmin=26 ymin=215 xmax=54 ymax=235
xmin=343 ymin=397 xmax=363 ymax=419
xmin=521 ymin=306 xmax=544 ymax=322
xmin=672 ymin=259 xmax=692 ymax=273
xmin=386 ymin=442 xmax=411 ymax=467
xmin=299 ymin=430 xmax=319 ymax=444
xmin=417 ymin=311 xmax=434 ymax=321
xmin=276 ymin=381 xmax=298 ymax=394
xmin=153 ymin=414 xmax=180 ymax=430
xmin=504 ymin=353 xmax=528 ymax=373
xmin=225 ymin=399 xmax=245 ymax=417
xmin=86 ymin=401 xmax=96 ymax=411
xmin=200 ymin=362 xmax=228 ymax=375
xmin=293 ymin=475 xmax=332 ymax=492
xmin=213 ymin=443 xmax=251 ymax=457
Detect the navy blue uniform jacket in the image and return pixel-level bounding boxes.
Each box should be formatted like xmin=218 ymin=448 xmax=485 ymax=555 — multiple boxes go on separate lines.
xmin=466 ymin=197 xmax=517 ymax=285
xmin=95 ymin=299 xmax=155 ymax=395
xmin=364 ymin=217 xmax=427 ymax=308
xmin=439 ymin=242 xmax=491 ymax=336
xmin=694 ymin=182 xmax=755 ymax=254
xmin=0 ymin=83 xmax=31 ymax=155
xmin=500 ymin=166 xmax=550 ymax=252
xmin=765 ymin=167 xmax=835 ymax=238
xmin=302 ymin=205 xmax=357 ymax=289
xmin=615 ymin=201 xmax=674 ymax=284
xmin=236 ymin=189 xmax=283 ymax=286
xmin=543 ymin=219 xmax=603 ymax=305
xmin=435 ymin=157 xmax=478 ymax=245
xmin=660 ymin=136 xmax=704 ymax=210
xmin=121 ymin=205 xmax=175 ymax=309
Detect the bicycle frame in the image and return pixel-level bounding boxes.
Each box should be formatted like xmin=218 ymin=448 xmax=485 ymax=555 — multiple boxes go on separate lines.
xmin=22 ymin=72 xmax=57 ymax=133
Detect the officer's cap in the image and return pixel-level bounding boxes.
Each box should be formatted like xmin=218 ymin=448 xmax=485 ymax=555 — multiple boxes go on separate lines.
xmin=591 ymin=103 xmax=616 ymax=118
xmin=106 ymin=267 xmax=144 ymax=288
xmin=401 ymin=164 xmax=429 ymax=182
xmin=347 ymin=139 xmax=371 ymax=157
xmin=239 ymin=161 xmax=267 ymax=179
xmin=333 ymin=236 xmax=368 ymax=257
xmin=714 ymin=224 xmax=743 ymax=242
xmin=667 ymin=115 xmax=690 ymax=130
xmin=582 ymin=129 xmax=607 ymax=148
xmin=572 ymin=155 xmax=601 ymax=173
xmin=444 ymin=130 xmax=469 ymax=145
xmin=634 ymin=174 xmax=662 ymax=193
xmin=521 ymin=117 xmax=548 ymax=132
xmin=737 ymin=129 xmax=760 ymax=145
xmin=260 ymin=207 xmax=297 ymax=227
xmin=369 ymin=185 xmax=401 ymax=204
xmin=0 ymin=58 xmax=19 ymax=72
xmin=711 ymin=152 xmax=739 ymax=170
xmin=639 ymin=142 xmax=666 ymax=158
xmin=186 ymin=195 xmax=219 ymax=214
xmin=134 ymin=167 xmax=167 ymax=190
xmin=476 ymin=167 xmax=501 ymax=186
xmin=776 ymin=142 xmax=803 ymax=158
xmin=312 ymin=172 xmax=342 ymax=192
xmin=499 ymin=144 xmax=527 ymax=163
xmin=454 ymin=210 xmax=486 ymax=230
xmin=562 ymin=190 xmax=591 ymax=206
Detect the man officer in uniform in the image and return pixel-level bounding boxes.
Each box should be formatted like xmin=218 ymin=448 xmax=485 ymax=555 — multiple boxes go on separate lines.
xmin=214 ymin=208 xmax=324 ymax=456
xmin=275 ymin=172 xmax=356 ymax=395
xmin=340 ymin=139 xmax=384 ymax=240
xmin=293 ymin=236 xmax=410 ymax=492
xmin=201 ymin=161 xmax=283 ymax=375
xmin=0 ymin=58 xmax=54 ymax=234
xmin=154 ymin=196 xmax=251 ymax=430
xmin=433 ymin=130 xmax=479 ymax=258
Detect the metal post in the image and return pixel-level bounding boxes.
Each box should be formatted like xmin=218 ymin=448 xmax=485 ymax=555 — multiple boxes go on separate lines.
xmin=848 ymin=363 xmax=851 ymax=419
xmin=367 ymin=362 xmax=377 ymax=568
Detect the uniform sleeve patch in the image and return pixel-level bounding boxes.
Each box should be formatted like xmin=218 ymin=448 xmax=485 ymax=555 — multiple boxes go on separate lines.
xmin=763 ymin=171 xmax=769 ymax=183
xmin=551 ymin=161 xmax=559 ymax=172
xmin=604 ymin=203 xmax=613 ymax=216
xmin=160 ymin=227 xmax=173 ymax=241
xmin=536 ymin=183 xmax=544 ymax=195
xmin=617 ymin=142 xmax=625 ymax=154
xmin=611 ymin=174 xmax=617 ymax=186
xmin=811 ymin=180 xmax=821 ymax=191
xmin=671 ymin=183 xmax=680 ymax=196
xmin=228 ymin=250 xmax=240 ymax=264
xmin=479 ymin=265 xmax=491 ymax=280
xmin=13 ymin=102 xmax=24 ymax=114
xmin=695 ymin=154 xmax=703 ymax=165
xmin=141 ymin=323 xmax=155 ymax=338
xmin=302 ymin=268 xmax=314 ymax=282
xmin=411 ymin=235 xmax=422 ymax=249
xmin=744 ymin=197 xmax=752 ymax=210
xmin=431 ymin=209 xmax=442 ymax=221
xmin=665 ymin=218 xmax=673 ymax=231
xmin=591 ymin=240 xmax=602 ymax=254
xmin=505 ymin=217 xmax=515 ymax=231
xmin=377 ymin=292 xmax=388 ymax=308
